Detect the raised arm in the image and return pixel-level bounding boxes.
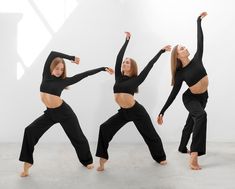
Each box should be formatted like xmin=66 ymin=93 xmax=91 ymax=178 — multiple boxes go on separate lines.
xmin=64 ymin=67 xmax=112 ymax=86
xmin=194 ymin=12 xmax=207 ymax=60
xmin=43 ymin=51 xmax=75 ymax=79
xmin=115 ymin=32 xmax=130 ymax=80
xmin=132 ymin=45 xmax=171 ymax=88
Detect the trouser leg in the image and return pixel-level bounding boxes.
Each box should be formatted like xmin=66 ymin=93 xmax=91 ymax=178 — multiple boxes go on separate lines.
xmin=133 ymin=105 xmax=166 ymax=163
xmin=19 ymin=114 xmax=54 ymax=164
xmin=96 ymin=112 xmax=128 ymax=159
xmin=60 ymin=112 xmax=93 ymax=166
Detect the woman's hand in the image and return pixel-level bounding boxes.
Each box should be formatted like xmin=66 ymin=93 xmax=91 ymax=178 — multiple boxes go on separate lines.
xmin=125 ymin=32 xmax=131 ymax=40
xmin=162 ymin=45 xmax=171 ymax=52
xmin=199 ymin=12 xmax=208 ymax=20
xmin=72 ymin=57 xmax=80 ymax=64
xmin=105 ymin=67 xmax=114 ymax=75
xmin=157 ymin=114 xmax=164 ymax=125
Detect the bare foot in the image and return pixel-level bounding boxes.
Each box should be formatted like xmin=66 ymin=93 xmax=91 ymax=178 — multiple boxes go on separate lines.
xmin=20 ymin=162 xmax=32 ymax=177
xmin=86 ymin=163 xmax=94 ymax=169
xmin=159 ymin=160 xmax=167 ymax=165
xmin=97 ymin=158 xmax=107 ymax=171
xmin=190 ymin=152 xmax=202 ymax=170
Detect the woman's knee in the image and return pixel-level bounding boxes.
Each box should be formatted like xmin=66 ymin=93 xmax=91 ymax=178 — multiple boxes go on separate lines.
xmin=198 ymin=110 xmax=207 ymax=118
xmin=193 ymin=110 xmax=207 ymax=119
xmin=99 ymin=122 xmax=113 ymax=142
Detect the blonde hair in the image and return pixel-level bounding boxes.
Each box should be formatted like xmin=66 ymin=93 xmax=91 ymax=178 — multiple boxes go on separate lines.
xmin=171 ymin=45 xmax=182 ymax=86
xmin=129 ymin=58 xmax=138 ymax=77
xmin=50 ymin=57 xmax=67 ymax=79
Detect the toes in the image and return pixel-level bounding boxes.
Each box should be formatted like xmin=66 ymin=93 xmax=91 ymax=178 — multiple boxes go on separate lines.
xmin=86 ymin=165 xmax=94 ymax=169
xmin=190 ymin=165 xmax=202 ymax=170
xmin=97 ymin=167 xmax=104 ymax=171
xmin=20 ymin=172 xmax=29 ymax=177
xmin=160 ymin=160 xmax=167 ymax=165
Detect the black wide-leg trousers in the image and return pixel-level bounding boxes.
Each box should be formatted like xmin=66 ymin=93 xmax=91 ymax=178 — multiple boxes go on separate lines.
xmin=96 ymin=101 xmax=166 ymax=163
xmin=19 ymin=101 xmax=93 ymax=166
xmin=179 ymin=89 xmax=208 ymax=156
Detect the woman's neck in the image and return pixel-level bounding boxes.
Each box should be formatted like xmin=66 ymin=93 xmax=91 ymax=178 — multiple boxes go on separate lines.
xmin=123 ymin=72 xmax=131 ymax=77
xmin=180 ymin=57 xmax=190 ymax=68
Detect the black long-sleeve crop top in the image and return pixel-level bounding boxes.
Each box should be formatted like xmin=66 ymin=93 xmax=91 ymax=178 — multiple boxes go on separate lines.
xmin=113 ymin=38 xmax=166 ymax=95
xmin=159 ymin=17 xmax=207 ymax=116
xmin=40 ymin=51 xmax=106 ymax=97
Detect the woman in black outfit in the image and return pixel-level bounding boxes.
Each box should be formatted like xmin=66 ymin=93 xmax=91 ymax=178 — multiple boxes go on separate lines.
xmin=19 ymin=51 xmax=113 ymax=177
xmin=157 ymin=12 xmax=208 ymax=170
xmin=96 ymin=32 xmax=171 ymax=171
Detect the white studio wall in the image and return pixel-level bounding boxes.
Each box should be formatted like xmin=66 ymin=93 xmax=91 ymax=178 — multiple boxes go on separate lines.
xmin=0 ymin=0 xmax=235 ymax=143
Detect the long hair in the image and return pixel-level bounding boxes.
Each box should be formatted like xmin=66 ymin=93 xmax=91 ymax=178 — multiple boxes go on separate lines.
xmin=122 ymin=58 xmax=139 ymax=93
xmin=130 ymin=58 xmax=139 ymax=93
xmin=171 ymin=45 xmax=182 ymax=86
xmin=129 ymin=58 xmax=138 ymax=77
xmin=50 ymin=57 xmax=67 ymax=79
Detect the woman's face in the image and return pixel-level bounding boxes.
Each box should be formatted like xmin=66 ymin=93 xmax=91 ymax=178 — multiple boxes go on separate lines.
xmin=121 ymin=58 xmax=131 ymax=74
xmin=51 ymin=62 xmax=64 ymax=77
xmin=177 ymin=45 xmax=190 ymax=59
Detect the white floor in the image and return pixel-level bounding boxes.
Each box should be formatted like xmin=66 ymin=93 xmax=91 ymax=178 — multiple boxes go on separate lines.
xmin=0 ymin=142 xmax=235 ymax=189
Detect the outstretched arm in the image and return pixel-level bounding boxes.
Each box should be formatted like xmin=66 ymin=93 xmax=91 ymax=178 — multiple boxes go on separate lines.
xmin=132 ymin=45 xmax=171 ymax=88
xmin=43 ymin=51 xmax=76 ymax=79
xmin=115 ymin=32 xmax=131 ymax=80
xmin=195 ymin=12 xmax=207 ymax=60
xmin=64 ymin=67 xmax=113 ymax=86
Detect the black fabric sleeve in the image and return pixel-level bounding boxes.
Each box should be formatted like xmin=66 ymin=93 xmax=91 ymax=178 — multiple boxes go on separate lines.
xmin=132 ymin=49 xmax=166 ymax=88
xmin=159 ymin=73 xmax=183 ymax=116
xmin=115 ymin=39 xmax=130 ymax=81
xmin=43 ymin=51 xmax=75 ymax=79
xmin=64 ymin=67 xmax=106 ymax=86
xmin=194 ymin=17 xmax=204 ymax=60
